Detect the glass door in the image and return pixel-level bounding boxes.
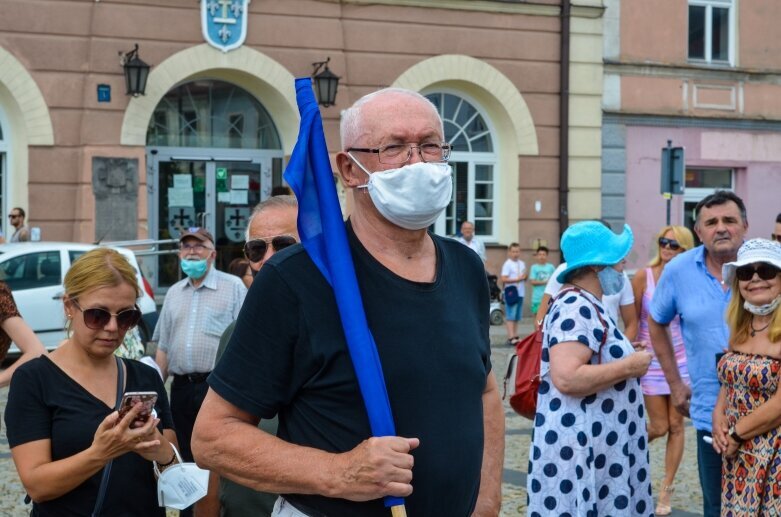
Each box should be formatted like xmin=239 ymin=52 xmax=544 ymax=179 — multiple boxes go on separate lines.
xmin=148 ymin=149 xmax=280 ymax=290
xmin=212 ymin=161 xmax=262 ymax=272
xmin=157 ymin=159 xmax=208 ymax=288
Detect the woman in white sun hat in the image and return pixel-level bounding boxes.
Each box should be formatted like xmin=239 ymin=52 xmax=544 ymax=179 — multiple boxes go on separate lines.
xmin=711 ymin=238 xmax=781 ymax=515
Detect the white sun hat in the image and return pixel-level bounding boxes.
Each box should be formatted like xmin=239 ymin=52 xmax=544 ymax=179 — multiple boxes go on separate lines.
xmin=722 ymin=238 xmax=781 ymax=285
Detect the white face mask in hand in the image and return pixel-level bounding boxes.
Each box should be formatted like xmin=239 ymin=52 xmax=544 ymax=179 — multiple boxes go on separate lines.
xmin=349 ymin=153 xmax=453 ymax=230
xmin=155 ymin=444 xmax=210 ymax=510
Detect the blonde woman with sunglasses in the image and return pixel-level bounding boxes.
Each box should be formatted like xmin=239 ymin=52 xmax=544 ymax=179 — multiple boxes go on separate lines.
xmin=712 ymin=239 xmax=781 ymax=515
xmin=5 ymin=248 xmax=177 ymax=516
xmin=631 ymin=225 xmax=694 ymax=515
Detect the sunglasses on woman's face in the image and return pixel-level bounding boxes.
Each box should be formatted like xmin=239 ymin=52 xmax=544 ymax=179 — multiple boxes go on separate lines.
xmin=735 ymin=263 xmax=781 ymax=282
xmin=658 ymin=237 xmax=682 ymax=251
xmin=243 ymin=235 xmax=297 ymax=263
xmin=72 ymin=300 xmax=141 ymax=331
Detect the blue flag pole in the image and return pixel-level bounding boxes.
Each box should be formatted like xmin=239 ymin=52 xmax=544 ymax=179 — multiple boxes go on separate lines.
xmin=283 ymin=78 xmax=406 ymax=514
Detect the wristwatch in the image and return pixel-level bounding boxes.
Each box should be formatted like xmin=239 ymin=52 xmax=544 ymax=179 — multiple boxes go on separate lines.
xmin=728 ymin=424 xmax=745 ymax=444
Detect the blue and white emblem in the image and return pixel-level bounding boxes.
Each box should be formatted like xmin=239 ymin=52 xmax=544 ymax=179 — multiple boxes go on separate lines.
xmin=202 ymin=0 xmax=250 ymax=52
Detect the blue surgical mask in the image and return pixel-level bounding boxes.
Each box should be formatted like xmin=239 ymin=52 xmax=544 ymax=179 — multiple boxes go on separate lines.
xmin=597 ymin=267 xmax=625 ymax=296
xmin=181 ymin=259 xmax=209 ymax=280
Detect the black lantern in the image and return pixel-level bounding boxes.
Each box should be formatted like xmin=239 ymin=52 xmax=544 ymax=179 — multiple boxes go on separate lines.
xmin=120 ymin=44 xmax=150 ymax=97
xmin=311 ymin=57 xmax=339 ymax=107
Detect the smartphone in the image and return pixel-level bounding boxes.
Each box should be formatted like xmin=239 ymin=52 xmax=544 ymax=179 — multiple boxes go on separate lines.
xmin=117 ymin=391 xmax=158 ymax=428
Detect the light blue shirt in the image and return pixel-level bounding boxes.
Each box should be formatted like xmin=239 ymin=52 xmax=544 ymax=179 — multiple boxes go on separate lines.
xmin=650 ymin=245 xmax=731 ymax=432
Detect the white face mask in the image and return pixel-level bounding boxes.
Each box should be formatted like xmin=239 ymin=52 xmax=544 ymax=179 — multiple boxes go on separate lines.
xmin=155 ymin=444 xmax=210 ymax=510
xmin=349 ymin=153 xmax=453 ymax=230
xmin=744 ymin=295 xmax=781 ymax=316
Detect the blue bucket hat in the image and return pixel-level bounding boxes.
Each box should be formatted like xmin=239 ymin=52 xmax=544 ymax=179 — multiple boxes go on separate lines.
xmin=556 ymin=221 xmax=634 ymax=283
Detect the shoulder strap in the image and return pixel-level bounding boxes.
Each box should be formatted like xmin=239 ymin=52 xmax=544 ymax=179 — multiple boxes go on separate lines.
xmin=550 ymin=286 xmax=609 ymax=363
xmin=91 ymin=357 xmax=125 ymax=517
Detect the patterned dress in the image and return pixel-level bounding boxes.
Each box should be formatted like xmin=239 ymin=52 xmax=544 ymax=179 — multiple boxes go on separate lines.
xmin=527 ymin=289 xmax=653 ymax=516
xmin=718 ymin=352 xmax=781 ymax=516
xmin=638 ymin=267 xmax=689 ymax=396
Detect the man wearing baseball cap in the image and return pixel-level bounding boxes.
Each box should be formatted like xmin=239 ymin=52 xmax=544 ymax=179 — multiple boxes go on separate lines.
xmin=153 ymin=227 xmax=246 ymax=516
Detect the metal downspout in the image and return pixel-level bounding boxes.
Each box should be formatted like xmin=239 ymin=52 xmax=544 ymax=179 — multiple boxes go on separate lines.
xmin=559 ymin=0 xmax=571 ymax=239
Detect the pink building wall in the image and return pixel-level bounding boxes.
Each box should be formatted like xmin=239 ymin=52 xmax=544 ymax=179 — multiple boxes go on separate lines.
xmin=625 ymin=125 xmax=781 ymax=271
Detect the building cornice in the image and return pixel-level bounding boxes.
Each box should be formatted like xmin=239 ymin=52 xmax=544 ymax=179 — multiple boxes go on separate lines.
xmin=604 ymin=60 xmax=781 ymax=84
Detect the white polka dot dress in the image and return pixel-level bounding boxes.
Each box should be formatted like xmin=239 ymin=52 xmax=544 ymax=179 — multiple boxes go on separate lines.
xmin=527 ymin=289 xmax=653 ymax=516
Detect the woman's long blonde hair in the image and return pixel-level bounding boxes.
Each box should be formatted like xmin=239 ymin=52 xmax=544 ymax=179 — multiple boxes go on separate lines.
xmin=648 ymin=225 xmax=695 ymax=267
xmin=726 ymin=274 xmax=781 ymax=346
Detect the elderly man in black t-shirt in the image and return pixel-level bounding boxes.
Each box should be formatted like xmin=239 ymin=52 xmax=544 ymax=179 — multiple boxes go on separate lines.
xmin=192 ymin=88 xmax=504 ymax=517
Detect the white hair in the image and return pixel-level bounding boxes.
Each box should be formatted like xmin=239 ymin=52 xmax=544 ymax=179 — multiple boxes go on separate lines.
xmin=339 ymin=88 xmax=443 ymax=149
xmin=244 ymin=195 xmax=298 ymax=242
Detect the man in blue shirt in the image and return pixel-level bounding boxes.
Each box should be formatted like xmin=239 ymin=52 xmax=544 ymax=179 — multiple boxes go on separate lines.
xmin=649 ymin=190 xmax=748 ymax=517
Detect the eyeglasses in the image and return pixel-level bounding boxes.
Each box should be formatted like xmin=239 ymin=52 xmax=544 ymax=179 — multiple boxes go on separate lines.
xmin=735 ymin=263 xmax=780 ymax=282
xmin=72 ymin=300 xmax=141 ymax=331
xmin=243 ymin=235 xmax=297 ymax=262
xmin=347 ymin=142 xmax=452 ymax=165
xmin=658 ymin=237 xmax=682 ymax=251
xmin=7 ymin=214 xmax=19 ymax=219
xmin=772 ymin=233 xmax=781 ymax=243
xmin=179 ymin=243 xmax=213 ymax=253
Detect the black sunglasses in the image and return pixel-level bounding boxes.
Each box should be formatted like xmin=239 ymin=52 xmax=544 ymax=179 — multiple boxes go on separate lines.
xmin=735 ymin=263 xmax=781 ymax=282
xmin=243 ymin=235 xmax=297 ymax=263
xmin=658 ymin=237 xmax=682 ymax=251
xmin=72 ymin=300 xmax=141 ymax=331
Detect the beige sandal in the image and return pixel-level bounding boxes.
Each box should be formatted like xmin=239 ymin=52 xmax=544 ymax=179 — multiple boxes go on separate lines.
xmin=655 ymin=484 xmax=675 ymax=516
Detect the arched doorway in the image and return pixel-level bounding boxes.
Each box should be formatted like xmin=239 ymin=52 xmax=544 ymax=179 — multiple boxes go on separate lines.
xmin=146 ymin=79 xmax=285 ymax=288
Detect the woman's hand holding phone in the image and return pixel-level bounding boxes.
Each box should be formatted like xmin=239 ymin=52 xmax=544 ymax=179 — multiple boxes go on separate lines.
xmin=90 ymin=399 xmax=162 ymax=463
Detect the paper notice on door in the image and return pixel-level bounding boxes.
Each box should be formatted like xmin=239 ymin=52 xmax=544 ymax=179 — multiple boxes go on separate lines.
xmin=173 ymin=174 xmax=192 ymax=189
xmin=231 ymin=175 xmax=249 ymax=190
xmin=217 ymin=192 xmax=231 ymax=203
xmin=168 ymin=187 xmax=194 ymax=207
xmin=229 ymin=189 xmax=248 ymax=205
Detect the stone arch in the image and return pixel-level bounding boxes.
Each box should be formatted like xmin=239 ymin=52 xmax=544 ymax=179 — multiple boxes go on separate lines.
xmin=0 ymin=47 xmax=55 ymax=146
xmin=393 ymin=55 xmax=538 ymax=155
xmin=120 ymin=44 xmax=298 ymax=152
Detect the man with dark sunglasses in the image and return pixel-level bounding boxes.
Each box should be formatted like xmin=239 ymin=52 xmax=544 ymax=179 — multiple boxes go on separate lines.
xmin=772 ymin=212 xmax=781 ymax=243
xmin=152 ymin=227 xmax=246 ymax=517
xmin=8 ymin=207 xmax=30 ymax=242
xmin=214 ymin=195 xmax=298 ymax=517
xmin=648 ymin=190 xmax=748 ymax=517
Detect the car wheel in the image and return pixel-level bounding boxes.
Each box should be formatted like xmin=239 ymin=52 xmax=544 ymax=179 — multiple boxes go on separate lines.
xmin=490 ymin=309 xmax=504 ymax=326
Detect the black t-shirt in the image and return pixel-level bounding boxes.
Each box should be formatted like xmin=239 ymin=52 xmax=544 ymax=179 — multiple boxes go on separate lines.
xmin=210 ymin=223 xmax=491 ymax=517
xmin=5 ymin=356 xmax=173 ymax=517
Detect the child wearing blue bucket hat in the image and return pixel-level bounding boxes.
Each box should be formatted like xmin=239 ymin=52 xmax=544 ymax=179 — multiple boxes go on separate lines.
xmin=527 ymin=220 xmax=654 ymax=516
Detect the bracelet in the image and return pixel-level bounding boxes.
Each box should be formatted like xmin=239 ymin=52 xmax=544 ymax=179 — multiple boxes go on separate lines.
xmin=157 ymin=448 xmax=177 ymax=468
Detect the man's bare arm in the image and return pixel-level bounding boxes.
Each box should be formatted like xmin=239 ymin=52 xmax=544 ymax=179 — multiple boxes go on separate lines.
xmin=648 ymin=316 xmax=691 ymax=416
xmin=472 ymin=372 xmax=504 ymax=517
xmin=192 ymin=389 xmax=418 ymax=502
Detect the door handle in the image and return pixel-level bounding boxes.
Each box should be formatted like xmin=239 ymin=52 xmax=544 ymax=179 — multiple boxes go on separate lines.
xmin=52 ymin=292 xmax=63 ymax=300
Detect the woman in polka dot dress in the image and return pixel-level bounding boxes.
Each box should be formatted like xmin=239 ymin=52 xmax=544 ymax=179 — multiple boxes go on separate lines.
xmin=528 ymin=221 xmax=654 ymax=516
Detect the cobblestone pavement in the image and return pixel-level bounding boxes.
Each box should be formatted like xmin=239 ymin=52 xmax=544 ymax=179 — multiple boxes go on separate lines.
xmin=0 ymin=323 xmax=706 ymax=516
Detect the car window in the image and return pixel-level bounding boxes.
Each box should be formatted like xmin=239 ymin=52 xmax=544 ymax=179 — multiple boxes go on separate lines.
xmin=0 ymin=251 xmax=62 ymax=291
xmin=69 ymin=250 xmax=86 ymax=264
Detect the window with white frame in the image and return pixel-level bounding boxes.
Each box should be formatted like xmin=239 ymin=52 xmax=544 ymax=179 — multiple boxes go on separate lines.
xmin=682 ymin=167 xmax=734 ymax=241
xmin=688 ymin=0 xmax=734 ymax=65
xmin=425 ymin=92 xmax=497 ymax=240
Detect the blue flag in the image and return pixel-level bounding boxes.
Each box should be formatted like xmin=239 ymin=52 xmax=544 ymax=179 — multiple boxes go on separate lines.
xmin=283 ymin=78 xmax=403 ymax=509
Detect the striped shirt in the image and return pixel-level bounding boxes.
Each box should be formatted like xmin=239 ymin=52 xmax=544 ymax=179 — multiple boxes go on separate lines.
xmin=153 ymin=267 xmax=246 ymax=375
